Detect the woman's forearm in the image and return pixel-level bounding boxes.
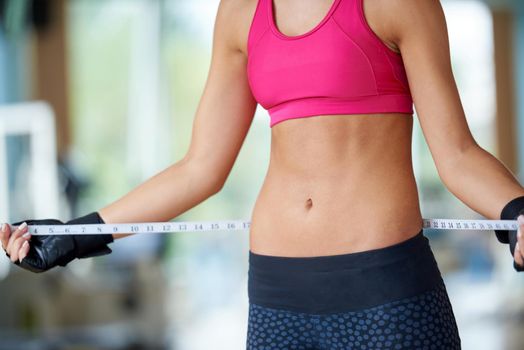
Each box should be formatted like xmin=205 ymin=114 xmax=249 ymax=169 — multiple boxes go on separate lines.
xmin=98 ymin=157 xmax=222 ymax=239
xmin=440 ymin=144 xmax=524 ymax=220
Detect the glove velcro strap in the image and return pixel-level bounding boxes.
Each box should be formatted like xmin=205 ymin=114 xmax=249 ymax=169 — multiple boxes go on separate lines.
xmin=494 ymin=195 xmax=524 ymax=244
xmin=73 ymin=235 xmax=113 ymax=259
xmin=66 ymin=212 xmax=114 ymax=259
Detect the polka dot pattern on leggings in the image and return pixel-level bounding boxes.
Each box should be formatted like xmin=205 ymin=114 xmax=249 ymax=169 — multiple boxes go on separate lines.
xmin=246 ymin=282 xmax=461 ymax=350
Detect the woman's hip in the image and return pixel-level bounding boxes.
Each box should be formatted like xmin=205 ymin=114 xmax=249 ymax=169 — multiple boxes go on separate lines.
xmin=246 ymin=229 xmax=462 ymax=349
xmin=247 ymin=228 xmax=444 ymax=314
xmin=246 ymin=282 xmax=461 ymax=350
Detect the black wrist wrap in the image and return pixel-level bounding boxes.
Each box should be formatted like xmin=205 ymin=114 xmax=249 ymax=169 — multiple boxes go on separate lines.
xmin=494 ymin=196 xmax=524 ymax=244
xmin=494 ymin=195 xmax=524 ymax=272
xmin=66 ymin=212 xmax=114 ymax=259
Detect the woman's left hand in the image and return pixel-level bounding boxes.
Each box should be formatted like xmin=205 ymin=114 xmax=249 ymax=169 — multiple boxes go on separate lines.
xmin=513 ymin=215 xmax=524 ymax=269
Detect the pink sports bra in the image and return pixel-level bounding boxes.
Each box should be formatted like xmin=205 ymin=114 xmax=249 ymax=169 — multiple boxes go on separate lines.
xmin=246 ymin=0 xmax=414 ymax=127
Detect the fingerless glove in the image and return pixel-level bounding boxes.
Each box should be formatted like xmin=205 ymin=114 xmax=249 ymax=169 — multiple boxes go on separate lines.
xmin=494 ymin=195 xmax=524 ymax=272
xmin=7 ymin=212 xmax=113 ymax=273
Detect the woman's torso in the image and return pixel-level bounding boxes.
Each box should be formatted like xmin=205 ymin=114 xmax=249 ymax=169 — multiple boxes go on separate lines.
xmin=238 ymin=0 xmax=423 ymax=256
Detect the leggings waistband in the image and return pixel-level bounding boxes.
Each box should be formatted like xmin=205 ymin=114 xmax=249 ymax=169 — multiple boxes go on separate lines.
xmin=248 ymin=229 xmax=444 ymax=314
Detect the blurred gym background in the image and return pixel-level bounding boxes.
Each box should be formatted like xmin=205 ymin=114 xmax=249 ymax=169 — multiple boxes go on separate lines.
xmin=0 ymin=0 xmax=524 ymax=349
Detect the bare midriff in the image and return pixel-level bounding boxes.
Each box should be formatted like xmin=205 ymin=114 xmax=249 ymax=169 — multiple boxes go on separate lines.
xmin=249 ymin=113 xmax=424 ymax=257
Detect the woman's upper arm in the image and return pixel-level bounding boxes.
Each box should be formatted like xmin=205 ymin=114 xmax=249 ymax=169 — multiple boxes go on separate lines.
xmin=366 ymin=0 xmax=478 ymax=176
xmin=185 ymin=0 xmax=258 ymax=190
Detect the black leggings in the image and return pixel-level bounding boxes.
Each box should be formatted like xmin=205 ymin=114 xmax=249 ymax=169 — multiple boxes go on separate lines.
xmin=246 ymin=229 xmax=461 ymax=349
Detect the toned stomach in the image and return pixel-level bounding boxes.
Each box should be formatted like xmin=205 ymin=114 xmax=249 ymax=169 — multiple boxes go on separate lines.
xmin=249 ymin=113 xmax=424 ymax=257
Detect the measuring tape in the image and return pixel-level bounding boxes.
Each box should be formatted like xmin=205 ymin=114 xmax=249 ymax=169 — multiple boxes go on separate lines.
xmin=16 ymin=218 xmax=521 ymax=235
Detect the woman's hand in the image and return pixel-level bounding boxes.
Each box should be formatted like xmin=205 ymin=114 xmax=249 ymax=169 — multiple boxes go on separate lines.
xmin=0 ymin=213 xmax=113 ymax=273
xmin=513 ymin=215 xmax=524 ymax=269
xmin=1 ymin=222 xmax=31 ymax=263
xmin=0 ymin=218 xmax=73 ymax=273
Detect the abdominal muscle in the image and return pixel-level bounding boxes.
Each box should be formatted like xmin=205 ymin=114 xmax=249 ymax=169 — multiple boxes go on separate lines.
xmin=248 ymin=113 xmax=424 ymax=257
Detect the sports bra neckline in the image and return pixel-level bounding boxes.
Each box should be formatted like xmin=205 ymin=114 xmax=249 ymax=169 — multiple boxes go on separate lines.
xmin=268 ymin=0 xmax=343 ymax=40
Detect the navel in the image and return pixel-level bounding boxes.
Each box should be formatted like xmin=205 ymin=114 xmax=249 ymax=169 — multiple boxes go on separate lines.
xmin=305 ymin=198 xmax=313 ymax=210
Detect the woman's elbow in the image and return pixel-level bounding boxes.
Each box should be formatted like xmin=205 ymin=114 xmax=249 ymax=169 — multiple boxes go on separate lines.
xmin=209 ymin=177 xmax=226 ymax=195
xmin=183 ymin=153 xmax=232 ymax=196
xmin=198 ymin=162 xmax=229 ymax=196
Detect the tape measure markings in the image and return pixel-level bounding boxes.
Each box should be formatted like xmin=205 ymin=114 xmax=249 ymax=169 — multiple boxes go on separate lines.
xmin=11 ymin=218 xmax=522 ymax=235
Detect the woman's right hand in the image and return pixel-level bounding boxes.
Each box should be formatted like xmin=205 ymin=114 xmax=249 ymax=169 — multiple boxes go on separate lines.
xmin=1 ymin=221 xmax=32 ymax=263
xmin=0 ymin=213 xmax=114 ymax=273
xmin=0 ymin=218 xmax=76 ymax=273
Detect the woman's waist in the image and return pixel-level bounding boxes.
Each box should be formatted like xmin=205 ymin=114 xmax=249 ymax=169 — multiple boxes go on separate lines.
xmin=249 ymin=172 xmax=423 ymax=256
xmin=250 ymin=197 xmax=422 ymax=233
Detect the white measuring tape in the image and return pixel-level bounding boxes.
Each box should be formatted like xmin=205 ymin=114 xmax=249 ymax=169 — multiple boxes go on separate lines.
xmin=16 ymin=218 xmax=521 ymax=235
